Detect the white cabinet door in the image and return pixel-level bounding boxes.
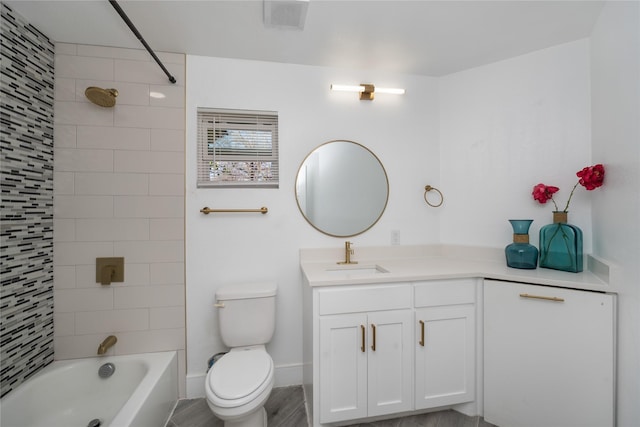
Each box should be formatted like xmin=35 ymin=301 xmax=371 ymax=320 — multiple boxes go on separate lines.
xmin=319 ymin=310 xmax=413 ymax=423
xmin=367 ymin=310 xmax=413 ymax=417
xmin=484 ymin=280 xmax=616 ymax=427
xmin=415 ymin=304 xmax=475 ymax=409
xmin=319 ymin=313 xmax=368 ymax=424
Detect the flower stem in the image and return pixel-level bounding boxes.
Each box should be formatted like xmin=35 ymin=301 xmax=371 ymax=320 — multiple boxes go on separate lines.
xmin=562 ymin=182 xmax=580 ymax=212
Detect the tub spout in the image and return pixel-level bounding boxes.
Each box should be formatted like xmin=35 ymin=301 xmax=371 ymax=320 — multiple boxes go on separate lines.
xmin=97 ymin=335 xmax=117 ymax=355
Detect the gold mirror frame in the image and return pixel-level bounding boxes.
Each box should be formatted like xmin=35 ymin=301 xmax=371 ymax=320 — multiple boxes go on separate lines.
xmin=295 ymin=140 xmax=389 ymax=237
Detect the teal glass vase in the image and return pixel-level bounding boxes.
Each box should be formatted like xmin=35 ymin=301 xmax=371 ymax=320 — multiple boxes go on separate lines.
xmin=539 ymin=211 xmax=583 ymax=273
xmin=505 ymin=219 xmax=538 ymax=269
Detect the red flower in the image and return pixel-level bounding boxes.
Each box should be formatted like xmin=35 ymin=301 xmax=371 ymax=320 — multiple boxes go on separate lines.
xmin=532 ymin=164 xmax=605 ymax=212
xmin=532 ymin=184 xmax=559 ymax=204
xmin=577 ymin=164 xmax=605 ymax=190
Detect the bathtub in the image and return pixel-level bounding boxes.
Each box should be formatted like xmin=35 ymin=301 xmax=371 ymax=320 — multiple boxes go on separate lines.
xmin=0 ymin=351 xmax=178 ymax=427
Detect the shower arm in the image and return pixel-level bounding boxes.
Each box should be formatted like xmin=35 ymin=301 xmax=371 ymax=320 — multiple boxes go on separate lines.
xmin=108 ymin=0 xmax=177 ymax=84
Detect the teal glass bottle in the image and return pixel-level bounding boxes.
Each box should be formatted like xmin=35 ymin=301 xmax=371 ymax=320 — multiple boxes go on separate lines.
xmin=539 ymin=211 xmax=583 ymax=273
xmin=505 ymin=219 xmax=538 ymax=269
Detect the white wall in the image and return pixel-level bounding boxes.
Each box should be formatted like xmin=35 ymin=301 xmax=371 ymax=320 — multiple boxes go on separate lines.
xmin=590 ymin=2 xmax=640 ymax=426
xmin=439 ymin=39 xmax=593 ymax=250
xmin=185 ymin=56 xmax=439 ymax=395
xmin=52 ymin=43 xmax=187 ymax=395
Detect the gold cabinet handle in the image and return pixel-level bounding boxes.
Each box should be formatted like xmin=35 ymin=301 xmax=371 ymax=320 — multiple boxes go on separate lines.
xmin=360 ymin=325 xmax=366 ymax=353
xmin=371 ymin=324 xmax=376 ymax=351
xmin=519 ymin=293 xmax=565 ymax=302
xmin=419 ymin=320 xmax=425 ymax=347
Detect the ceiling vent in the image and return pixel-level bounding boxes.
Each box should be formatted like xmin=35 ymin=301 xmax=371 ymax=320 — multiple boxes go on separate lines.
xmin=264 ymin=0 xmax=309 ymax=30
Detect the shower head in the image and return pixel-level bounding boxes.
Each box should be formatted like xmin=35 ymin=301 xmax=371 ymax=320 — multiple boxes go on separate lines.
xmin=85 ymin=87 xmax=118 ymax=107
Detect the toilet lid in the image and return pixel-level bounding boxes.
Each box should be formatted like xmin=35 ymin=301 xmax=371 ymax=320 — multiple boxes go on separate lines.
xmin=209 ymin=350 xmax=272 ymax=400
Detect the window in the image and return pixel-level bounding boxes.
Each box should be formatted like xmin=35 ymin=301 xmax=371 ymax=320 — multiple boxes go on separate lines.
xmin=197 ymin=108 xmax=279 ymax=188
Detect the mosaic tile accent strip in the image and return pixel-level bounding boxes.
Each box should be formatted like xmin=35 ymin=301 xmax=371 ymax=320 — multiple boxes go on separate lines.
xmin=1 ymin=3 xmax=55 ymax=398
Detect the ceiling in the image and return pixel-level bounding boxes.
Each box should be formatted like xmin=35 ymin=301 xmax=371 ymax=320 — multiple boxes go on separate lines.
xmin=5 ymin=0 xmax=605 ymax=76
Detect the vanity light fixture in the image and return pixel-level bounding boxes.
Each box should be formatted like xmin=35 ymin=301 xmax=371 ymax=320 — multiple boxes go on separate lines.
xmin=330 ymin=83 xmax=405 ymax=101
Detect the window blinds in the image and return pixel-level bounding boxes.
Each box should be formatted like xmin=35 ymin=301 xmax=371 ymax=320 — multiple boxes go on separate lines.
xmin=197 ymin=108 xmax=279 ymax=188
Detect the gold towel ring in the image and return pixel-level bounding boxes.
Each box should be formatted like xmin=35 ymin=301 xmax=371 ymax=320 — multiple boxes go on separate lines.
xmin=424 ymin=185 xmax=443 ymax=208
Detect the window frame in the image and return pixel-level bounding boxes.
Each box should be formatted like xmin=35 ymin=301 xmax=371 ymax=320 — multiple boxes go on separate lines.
xmin=197 ymin=108 xmax=279 ymax=188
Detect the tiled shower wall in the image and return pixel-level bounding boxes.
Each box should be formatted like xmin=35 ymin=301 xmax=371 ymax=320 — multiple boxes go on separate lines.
xmin=52 ymin=43 xmax=186 ymax=394
xmin=0 ymin=3 xmax=55 ymax=398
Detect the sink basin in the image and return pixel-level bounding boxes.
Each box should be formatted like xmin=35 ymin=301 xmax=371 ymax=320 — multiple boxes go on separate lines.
xmin=324 ymin=265 xmax=389 ymax=276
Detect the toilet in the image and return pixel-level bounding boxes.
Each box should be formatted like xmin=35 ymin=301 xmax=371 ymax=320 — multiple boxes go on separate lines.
xmin=205 ymin=282 xmax=277 ymax=427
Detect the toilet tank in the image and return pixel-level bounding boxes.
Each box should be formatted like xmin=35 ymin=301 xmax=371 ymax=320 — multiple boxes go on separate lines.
xmin=216 ymin=282 xmax=277 ymax=348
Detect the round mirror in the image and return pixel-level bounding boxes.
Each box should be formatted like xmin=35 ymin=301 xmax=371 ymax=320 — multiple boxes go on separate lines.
xmin=295 ymin=140 xmax=389 ymax=237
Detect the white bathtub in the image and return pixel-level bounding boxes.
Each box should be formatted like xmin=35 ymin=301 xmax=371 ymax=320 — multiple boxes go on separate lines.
xmin=0 ymin=351 xmax=178 ymax=427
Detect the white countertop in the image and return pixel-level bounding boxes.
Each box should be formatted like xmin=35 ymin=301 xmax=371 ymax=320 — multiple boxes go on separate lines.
xmin=300 ymin=244 xmax=615 ymax=293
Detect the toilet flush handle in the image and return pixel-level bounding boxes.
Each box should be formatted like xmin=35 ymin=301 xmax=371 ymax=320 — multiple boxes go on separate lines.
xmin=214 ymin=302 xmax=225 ymax=308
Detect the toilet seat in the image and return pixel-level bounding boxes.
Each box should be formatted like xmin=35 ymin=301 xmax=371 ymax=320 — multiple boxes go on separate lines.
xmin=206 ymin=348 xmax=274 ymax=409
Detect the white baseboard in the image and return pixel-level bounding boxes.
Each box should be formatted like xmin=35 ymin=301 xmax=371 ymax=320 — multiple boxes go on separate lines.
xmin=185 ymin=362 xmax=303 ymax=399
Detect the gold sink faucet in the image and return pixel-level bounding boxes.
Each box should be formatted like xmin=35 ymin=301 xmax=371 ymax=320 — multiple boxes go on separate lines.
xmin=97 ymin=335 xmax=117 ymax=355
xmin=337 ymin=241 xmax=358 ymax=265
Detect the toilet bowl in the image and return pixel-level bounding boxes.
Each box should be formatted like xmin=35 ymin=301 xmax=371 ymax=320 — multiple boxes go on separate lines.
xmin=205 ymin=346 xmax=274 ymax=426
xmin=205 ymin=283 xmax=277 ymax=427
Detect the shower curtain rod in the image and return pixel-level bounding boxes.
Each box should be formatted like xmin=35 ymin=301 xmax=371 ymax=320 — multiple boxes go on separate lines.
xmin=109 ymin=0 xmax=177 ymax=84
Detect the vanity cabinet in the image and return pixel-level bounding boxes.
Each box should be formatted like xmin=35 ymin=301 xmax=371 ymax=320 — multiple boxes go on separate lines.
xmin=317 ymin=285 xmax=413 ymax=424
xmin=483 ymin=280 xmax=616 ymax=427
xmin=307 ymin=279 xmax=478 ymax=426
xmin=414 ymin=280 xmax=476 ymax=409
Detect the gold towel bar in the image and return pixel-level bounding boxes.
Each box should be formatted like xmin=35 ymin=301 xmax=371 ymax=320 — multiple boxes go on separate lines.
xmin=200 ymin=206 xmax=268 ymax=215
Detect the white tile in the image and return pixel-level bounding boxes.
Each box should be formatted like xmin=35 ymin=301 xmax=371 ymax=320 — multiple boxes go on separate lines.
xmin=156 ymin=51 xmax=185 ymax=65
xmin=75 ymin=309 xmax=149 ymax=335
xmin=55 ymin=54 xmax=114 ymax=80
xmin=54 ymin=218 xmax=75 ymax=242
xmin=150 ymin=128 xmax=184 ymax=152
xmin=149 ymin=174 xmax=184 ymax=196
xmin=54 ymin=313 xmax=75 ymax=336
xmin=76 ymin=125 xmax=151 ymax=151
xmin=150 ymin=151 xmax=184 ymax=174
xmin=54 ymin=195 xmax=114 ymax=219
xmin=54 ymin=241 xmax=113 ymax=266
xmin=54 ymin=265 xmax=76 ymax=289
xmin=53 ymin=172 xmax=74 ymax=195
xmin=149 ymin=84 xmax=185 ymax=108
xmin=114 ymin=240 xmax=184 ymax=263
xmin=104 ymin=81 xmax=151 ymax=106
xmin=115 ymin=59 xmax=184 ymax=85
xmin=150 ymin=306 xmax=185 ymax=329
xmin=55 ymin=78 xmax=76 ymax=101
xmin=77 ymin=44 xmax=150 ymax=61
xmin=113 ymin=150 xmax=149 ymax=173
xmin=54 ymin=124 xmax=77 ymax=148
xmin=55 ymin=43 xmax=77 ymax=55
xmin=74 ymin=172 xmax=149 ymax=196
xmin=114 ymin=196 xmax=184 ymax=218
xmin=114 ymin=328 xmax=185 ymax=355
xmin=54 ymin=335 xmax=97 ymax=359
xmin=54 ymin=101 xmax=114 ymax=126
xmin=74 ymin=264 xmax=99 ymax=288
xmin=54 ymin=287 xmax=114 ymax=313
xmin=150 ymin=262 xmax=184 ymax=285
xmin=114 ymin=105 xmax=185 ymax=130
xmin=121 ymin=263 xmax=151 ymax=286
xmin=150 ymin=218 xmax=184 ymax=241
xmin=114 ymin=284 xmax=184 ymax=309
xmin=55 ymin=148 xmax=113 ymax=173
xmin=75 ymin=218 xmax=150 ymax=241
xmin=114 ymin=151 xmax=183 ymax=174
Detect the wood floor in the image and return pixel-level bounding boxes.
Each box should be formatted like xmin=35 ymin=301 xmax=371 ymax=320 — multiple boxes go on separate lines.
xmin=165 ymin=386 xmax=496 ymax=427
